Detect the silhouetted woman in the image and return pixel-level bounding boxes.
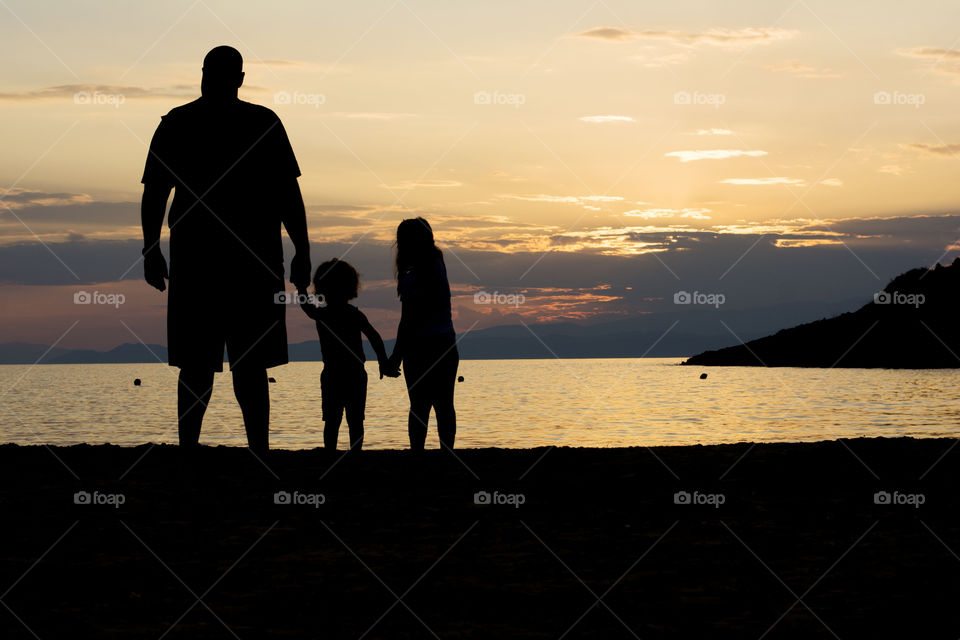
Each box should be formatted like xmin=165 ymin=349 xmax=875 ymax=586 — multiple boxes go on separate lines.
xmin=389 ymin=218 xmax=459 ymax=450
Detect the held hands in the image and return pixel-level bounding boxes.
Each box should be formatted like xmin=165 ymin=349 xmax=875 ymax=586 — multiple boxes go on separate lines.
xmin=143 ymin=247 xmax=168 ymax=292
xmin=379 ymin=360 xmax=401 ymax=380
xmin=290 ymin=252 xmax=311 ymax=291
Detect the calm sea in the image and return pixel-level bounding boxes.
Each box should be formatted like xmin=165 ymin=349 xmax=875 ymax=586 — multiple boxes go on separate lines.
xmin=2 ymin=358 xmax=958 ymax=449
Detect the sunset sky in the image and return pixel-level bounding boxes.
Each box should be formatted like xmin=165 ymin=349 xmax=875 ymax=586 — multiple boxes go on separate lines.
xmin=1 ymin=0 xmax=959 ymax=350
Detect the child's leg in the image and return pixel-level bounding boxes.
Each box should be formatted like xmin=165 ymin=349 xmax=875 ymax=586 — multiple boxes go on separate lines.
xmin=344 ymin=369 xmax=367 ymax=451
xmin=347 ymin=420 xmax=364 ymax=451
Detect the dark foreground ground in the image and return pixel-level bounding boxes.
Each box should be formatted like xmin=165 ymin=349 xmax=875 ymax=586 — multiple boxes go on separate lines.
xmin=2 ymin=438 xmax=959 ymax=638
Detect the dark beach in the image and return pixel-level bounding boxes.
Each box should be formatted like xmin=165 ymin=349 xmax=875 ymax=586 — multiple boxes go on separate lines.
xmin=2 ymin=438 xmax=958 ymax=638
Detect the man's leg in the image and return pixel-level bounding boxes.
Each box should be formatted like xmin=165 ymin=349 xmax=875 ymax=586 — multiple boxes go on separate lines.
xmin=178 ymin=368 xmax=214 ymax=448
xmin=232 ymin=365 xmax=270 ymax=454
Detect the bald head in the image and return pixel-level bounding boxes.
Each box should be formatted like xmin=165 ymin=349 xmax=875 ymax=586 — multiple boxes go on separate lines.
xmin=201 ymin=46 xmax=244 ymax=100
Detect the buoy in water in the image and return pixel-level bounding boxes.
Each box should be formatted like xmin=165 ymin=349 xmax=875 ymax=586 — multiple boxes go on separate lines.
xmin=457 ymin=376 xmax=464 ymax=382
xmin=699 ymin=373 xmax=708 ymax=380
xmin=133 ymin=378 xmax=142 ymax=386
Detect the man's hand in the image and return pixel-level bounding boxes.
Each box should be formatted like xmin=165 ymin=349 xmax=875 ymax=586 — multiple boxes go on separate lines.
xmin=290 ymin=252 xmax=311 ymax=290
xmin=143 ymin=248 xmax=169 ymax=292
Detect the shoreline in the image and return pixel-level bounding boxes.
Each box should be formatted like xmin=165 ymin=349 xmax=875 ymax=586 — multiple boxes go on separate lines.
xmin=3 ymin=436 xmax=959 ymax=637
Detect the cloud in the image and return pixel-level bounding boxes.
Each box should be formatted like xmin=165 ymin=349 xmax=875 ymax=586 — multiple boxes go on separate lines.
xmin=500 ymin=194 xmax=623 ymax=209
xmin=0 ymin=84 xmax=200 ymax=102
xmin=0 ymin=188 xmax=94 ymax=209
xmin=719 ymin=177 xmax=805 ymax=186
xmin=5 ymin=214 xmax=960 ymax=349
xmin=579 ymin=115 xmax=634 ymax=124
xmin=764 ymin=62 xmax=843 ymax=78
xmin=665 ymin=149 xmax=767 ymax=162
xmin=896 ymin=47 xmax=960 ymax=75
xmin=572 ymin=26 xmax=796 ymax=48
xmin=502 ymin=194 xmax=580 ymax=204
xmin=629 ymin=52 xmax=690 ymax=67
xmin=573 ymin=27 xmax=636 ymax=42
xmin=623 ymin=207 xmax=711 ymax=219
xmin=379 ymin=179 xmax=462 ymax=190
xmin=819 ymin=178 xmax=843 ymax=187
xmin=690 ymin=128 xmax=733 ymax=136
xmin=879 ymin=164 xmax=908 ymax=176
xmin=907 ymin=143 xmax=960 ymax=157
xmin=330 ymin=112 xmax=415 ymax=120
xmin=898 ymin=47 xmax=960 ymax=60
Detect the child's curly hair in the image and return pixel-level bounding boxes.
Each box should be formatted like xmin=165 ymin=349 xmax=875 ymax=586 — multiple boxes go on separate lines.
xmin=312 ymin=258 xmax=359 ymax=303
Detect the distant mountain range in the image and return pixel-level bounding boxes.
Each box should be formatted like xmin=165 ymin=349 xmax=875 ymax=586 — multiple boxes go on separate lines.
xmin=0 ymin=296 xmax=861 ymax=364
xmin=684 ymin=259 xmax=960 ymax=368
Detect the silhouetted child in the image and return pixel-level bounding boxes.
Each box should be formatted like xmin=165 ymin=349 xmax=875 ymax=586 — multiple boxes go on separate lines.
xmin=298 ymin=259 xmax=398 ymax=451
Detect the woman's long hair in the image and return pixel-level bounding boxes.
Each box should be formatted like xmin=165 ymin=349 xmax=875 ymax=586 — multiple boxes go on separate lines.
xmin=394 ymin=217 xmax=442 ymax=293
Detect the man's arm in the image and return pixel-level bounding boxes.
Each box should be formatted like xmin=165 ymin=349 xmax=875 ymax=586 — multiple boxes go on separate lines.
xmin=281 ymin=178 xmax=311 ymax=290
xmin=141 ymin=183 xmax=172 ymax=292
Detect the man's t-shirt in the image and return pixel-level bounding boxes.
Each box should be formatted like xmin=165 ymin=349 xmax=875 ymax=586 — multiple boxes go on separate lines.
xmin=141 ymin=98 xmax=300 ymax=280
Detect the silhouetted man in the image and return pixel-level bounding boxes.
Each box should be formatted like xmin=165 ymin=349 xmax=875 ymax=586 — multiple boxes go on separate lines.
xmin=140 ymin=45 xmax=310 ymax=454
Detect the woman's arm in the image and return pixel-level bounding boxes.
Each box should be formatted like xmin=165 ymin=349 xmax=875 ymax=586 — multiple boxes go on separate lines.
xmin=390 ymin=305 xmax=409 ymax=367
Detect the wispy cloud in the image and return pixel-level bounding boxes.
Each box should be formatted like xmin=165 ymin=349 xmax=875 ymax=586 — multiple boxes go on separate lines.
xmin=501 ymin=194 xmax=622 ymax=204
xmin=896 ymin=47 xmax=960 ymax=75
xmin=623 ymin=207 xmax=711 ymax=219
xmin=719 ymin=177 xmax=805 ymax=186
xmin=764 ymin=61 xmax=843 ymax=78
xmin=879 ymin=164 xmax=909 ymax=176
xmin=380 ymin=179 xmax=462 ymax=190
xmin=690 ymin=128 xmax=733 ymax=136
xmin=573 ymin=26 xmax=796 ymax=48
xmin=573 ymin=27 xmax=635 ymax=42
xmin=665 ymin=149 xmax=767 ymax=162
xmin=501 ymin=194 xmax=623 ymax=210
xmin=819 ymin=178 xmax=843 ymax=187
xmin=0 ymin=84 xmax=200 ymax=101
xmin=907 ymin=142 xmax=960 ymax=157
xmin=579 ymin=115 xmax=634 ymax=124
xmin=331 ymin=112 xmax=415 ymax=120
xmin=0 ymin=188 xmax=93 ymax=209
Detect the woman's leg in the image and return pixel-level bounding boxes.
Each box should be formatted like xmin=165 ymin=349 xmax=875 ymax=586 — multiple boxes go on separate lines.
xmin=407 ymin=390 xmax=431 ymax=450
xmin=405 ymin=358 xmax=431 ymax=450
xmin=434 ymin=345 xmax=459 ymax=450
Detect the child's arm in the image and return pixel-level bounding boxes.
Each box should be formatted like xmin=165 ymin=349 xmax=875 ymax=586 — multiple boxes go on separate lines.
xmin=297 ymin=288 xmax=320 ymax=320
xmin=359 ymin=311 xmax=398 ymax=378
